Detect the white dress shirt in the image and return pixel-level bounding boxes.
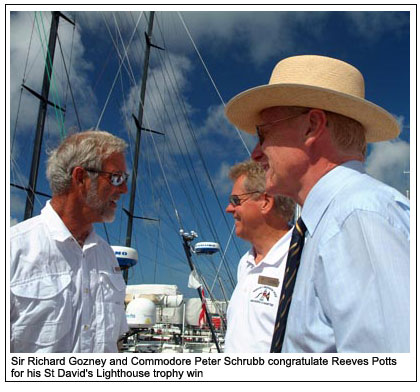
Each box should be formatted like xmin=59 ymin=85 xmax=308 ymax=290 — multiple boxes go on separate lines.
xmin=224 ymin=229 xmax=293 ymax=352
xmin=283 ymin=161 xmax=410 ymax=353
xmin=10 ymin=201 xmax=128 ymax=353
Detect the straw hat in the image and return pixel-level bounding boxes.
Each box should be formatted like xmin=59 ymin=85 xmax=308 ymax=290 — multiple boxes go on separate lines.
xmin=225 ymin=55 xmax=400 ymax=142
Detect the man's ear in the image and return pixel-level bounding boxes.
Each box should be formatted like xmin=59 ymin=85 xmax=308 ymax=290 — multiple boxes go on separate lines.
xmin=71 ymin=167 xmax=86 ymax=187
xmin=304 ymin=109 xmax=328 ymax=145
xmin=260 ymin=193 xmax=274 ymax=215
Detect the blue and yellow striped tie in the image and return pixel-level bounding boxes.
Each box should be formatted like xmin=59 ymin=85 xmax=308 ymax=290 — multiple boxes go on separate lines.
xmin=270 ymin=217 xmax=307 ymax=352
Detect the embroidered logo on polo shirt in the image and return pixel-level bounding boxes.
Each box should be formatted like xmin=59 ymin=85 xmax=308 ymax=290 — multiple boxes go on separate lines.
xmin=251 ymin=285 xmax=278 ymax=307
xmin=255 ymin=289 xmax=271 ymax=301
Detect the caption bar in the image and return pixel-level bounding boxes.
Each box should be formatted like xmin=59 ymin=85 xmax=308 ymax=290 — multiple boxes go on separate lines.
xmin=8 ymin=355 xmax=398 ymax=381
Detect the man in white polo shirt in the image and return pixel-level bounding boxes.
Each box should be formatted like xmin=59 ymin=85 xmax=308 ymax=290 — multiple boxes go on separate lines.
xmin=224 ymin=159 xmax=295 ymax=352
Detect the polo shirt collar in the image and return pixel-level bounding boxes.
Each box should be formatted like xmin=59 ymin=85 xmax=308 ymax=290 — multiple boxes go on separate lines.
xmin=248 ymin=227 xmax=293 ymax=268
xmin=301 ymin=160 xmax=365 ymax=237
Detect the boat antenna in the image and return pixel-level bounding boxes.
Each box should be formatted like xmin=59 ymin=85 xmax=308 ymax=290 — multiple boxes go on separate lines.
xmin=179 ymin=229 xmax=221 ymax=353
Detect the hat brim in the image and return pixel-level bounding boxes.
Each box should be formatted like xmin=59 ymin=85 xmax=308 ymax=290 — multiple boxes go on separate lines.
xmin=225 ymin=84 xmax=400 ymax=143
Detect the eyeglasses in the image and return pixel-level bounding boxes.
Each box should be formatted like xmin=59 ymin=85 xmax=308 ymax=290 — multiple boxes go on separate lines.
xmin=85 ymin=168 xmax=129 ymax=186
xmin=255 ymin=110 xmax=309 ymax=145
xmin=229 ymin=191 xmax=261 ymax=206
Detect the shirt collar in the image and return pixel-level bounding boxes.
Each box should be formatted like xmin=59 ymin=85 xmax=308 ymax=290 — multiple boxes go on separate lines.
xmin=301 ymin=160 xmax=365 ymax=237
xmin=41 ymin=200 xmax=74 ymax=242
xmin=247 ymin=227 xmax=293 ymax=267
xmin=41 ymin=200 xmax=98 ymax=247
xmin=83 ymin=230 xmax=100 ymax=250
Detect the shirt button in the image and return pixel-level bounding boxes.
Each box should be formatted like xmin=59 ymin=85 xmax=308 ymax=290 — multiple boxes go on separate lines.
xmin=83 ymin=325 xmax=90 ymax=331
xmin=84 ymin=288 xmax=89 ymax=294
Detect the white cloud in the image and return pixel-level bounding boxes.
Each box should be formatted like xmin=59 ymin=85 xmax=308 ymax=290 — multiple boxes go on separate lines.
xmin=119 ymin=52 xmax=194 ymax=160
xmin=365 ymin=139 xmax=410 ymax=197
xmin=158 ymin=11 xmax=330 ymax=66
xmin=213 ymin=161 xmax=234 ymax=196
xmin=196 ymin=104 xmax=256 ymax=159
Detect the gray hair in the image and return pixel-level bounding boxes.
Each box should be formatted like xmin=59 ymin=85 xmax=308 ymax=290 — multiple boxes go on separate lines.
xmin=325 ymin=111 xmax=367 ymax=157
xmin=229 ymin=159 xmax=296 ymax=222
xmin=46 ymin=129 xmax=127 ymax=195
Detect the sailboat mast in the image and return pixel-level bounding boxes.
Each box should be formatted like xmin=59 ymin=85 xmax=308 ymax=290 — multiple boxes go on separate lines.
xmin=24 ymin=11 xmax=61 ymax=220
xmin=124 ymin=11 xmax=155 ymax=280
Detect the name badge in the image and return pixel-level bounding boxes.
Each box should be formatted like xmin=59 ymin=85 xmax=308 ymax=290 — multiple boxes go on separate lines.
xmin=258 ymin=275 xmax=279 ymax=287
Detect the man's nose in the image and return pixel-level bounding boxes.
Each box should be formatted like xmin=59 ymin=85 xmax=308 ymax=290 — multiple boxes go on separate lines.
xmin=225 ymin=202 xmax=235 ymax=214
xmin=119 ymin=181 xmax=128 ymax=194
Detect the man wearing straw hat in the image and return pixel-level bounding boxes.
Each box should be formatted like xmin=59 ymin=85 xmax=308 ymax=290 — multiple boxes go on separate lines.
xmin=225 ymin=55 xmax=409 ymax=353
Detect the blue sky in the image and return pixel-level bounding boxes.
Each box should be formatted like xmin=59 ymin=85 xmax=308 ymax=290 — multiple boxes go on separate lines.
xmin=8 ymin=7 xmax=411 ymax=299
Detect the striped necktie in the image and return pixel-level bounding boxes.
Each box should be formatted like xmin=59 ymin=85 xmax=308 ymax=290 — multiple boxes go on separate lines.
xmin=270 ymin=217 xmax=307 ymax=352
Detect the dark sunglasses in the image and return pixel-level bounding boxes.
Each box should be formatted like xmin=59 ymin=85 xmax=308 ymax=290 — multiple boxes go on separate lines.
xmin=85 ymin=168 xmax=129 ymax=186
xmin=255 ymin=110 xmax=309 ymax=145
xmin=229 ymin=191 xmax=261 ymax=206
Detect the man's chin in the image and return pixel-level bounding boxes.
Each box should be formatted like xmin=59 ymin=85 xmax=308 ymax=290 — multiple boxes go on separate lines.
xmin=234 ymin=224 xmax=242 ymax=239
xmin=265 ymin=180 xmax=290 ymax=199
xmin=101 ymin=211 xmax=116 ymax=223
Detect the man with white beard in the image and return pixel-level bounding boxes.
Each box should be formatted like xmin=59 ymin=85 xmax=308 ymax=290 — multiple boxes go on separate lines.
xmin=11 ymin=130 xmax=129 ymax=352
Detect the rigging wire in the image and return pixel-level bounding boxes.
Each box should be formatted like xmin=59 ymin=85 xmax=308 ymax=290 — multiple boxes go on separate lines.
xmin=99 ymin=11 xmax=162 ymax=249
xmin=177 ymin=11 xmax=250 ymax=156
xmin=153 ymin=16 xmax=237 ymax=289
xmin=145 ymin=15 xmax=219 ymax=240
xmin=102 ymin=12 xmax=137 ymax=86
xmin=151 ymin=33 xmax=217 ymax=240
xmin=102 ymin=16 xmax=139 ymax=242
xmin=12 ymin=11 xmax=65 ymax=217
xmin=120 ymin=13 xmax=201 ymax=260
xmin=95 ymin=11 xmax=143 ymax=130
xmin=11 ymin=12 xmax=36 ymax=155
xmin=210 ymin=223 xmax=236 ymax=292
xmin=10 ymin=155 xmax=46 ymax=214
xmin=152 ymin=58 xmax=213 ymax=237
xmin=130 ymin=17 xmax=212 ymax=271
xmin=56 ymin=33 xmax=82 ymax=132
xmin=173 ymin=13 xmax=254 ymax=288
xmin=109 ymin=12 xmax=175 ymax=264
xmin=112 ymin=13 xmax=138 ymax=86
xmin=71 ymin=13 xmax=235 ymax=293
xmin=98 ymin=13 xmax=188 ymax=274
xmin=93 ymin=46 xmax=115 ymax=94
xmin=141 ymin=13 xmax=236 ymax=290
xmin=63 ymin=12 xmax=76 ymax=119
xmin=142 ymin=73 xmax=225 ymax=284
xmin=147 ymin=121 xmax=184 ymax=231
